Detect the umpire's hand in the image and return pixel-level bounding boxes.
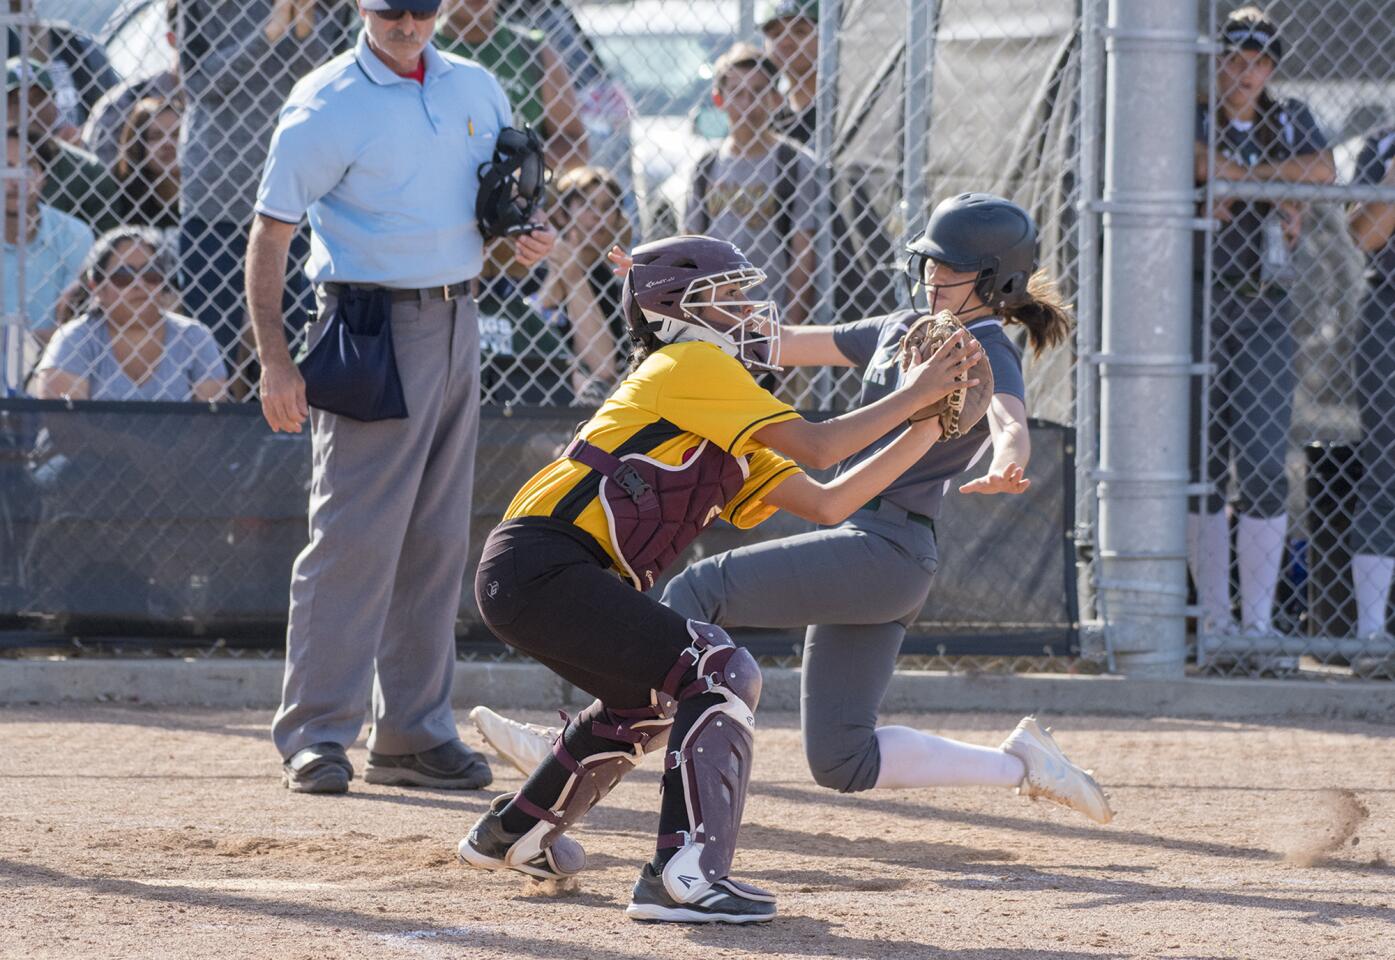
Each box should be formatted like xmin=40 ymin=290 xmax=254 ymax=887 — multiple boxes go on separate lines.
xmin=261 ymin=356 xmax=309 ymax=434
xmin=513 ymin=220 xmax=556 ymax=266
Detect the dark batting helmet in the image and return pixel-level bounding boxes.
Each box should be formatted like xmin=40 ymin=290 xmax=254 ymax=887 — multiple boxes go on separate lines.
xmin=622 ymin=235 xmax=781 ymax=371
xmin=905 ymin=193 xmax=1039 ymax=309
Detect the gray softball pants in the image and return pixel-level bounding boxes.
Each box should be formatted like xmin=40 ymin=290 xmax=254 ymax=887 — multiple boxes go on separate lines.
xmin=660 ymin=500 xmax=937 ymax=793
xmin=1354 ymin=282 xmax=1395 ymax=557
xmin=272 ymin=291 xmax=481 ymax=760
xmin=1192 ymin=282 xmax=1296 ymax=517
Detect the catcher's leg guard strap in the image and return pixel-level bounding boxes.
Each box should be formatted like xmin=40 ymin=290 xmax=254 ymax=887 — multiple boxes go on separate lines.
xmin=658 ymin=622 xmax=763 ymax=902
xmin=506 ymin=686 xmax=682 ymax=868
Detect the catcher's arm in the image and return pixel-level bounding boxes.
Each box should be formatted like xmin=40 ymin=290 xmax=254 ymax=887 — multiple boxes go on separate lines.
xmin=763 ymin=418 xmax=943 ymax=525
xmin=959 ymin=395 xmax=1031 ymax=495
xmin=755 ymin=332 xmax=981 ymax=469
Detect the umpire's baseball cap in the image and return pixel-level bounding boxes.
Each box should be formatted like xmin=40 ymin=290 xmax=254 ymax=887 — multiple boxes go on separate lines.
xmin=760 ymin=0 xmax=818 ymax=31
xmin=360 ymin=0 xmax=441 ymax=11
xmin=1220 ymin=8 xmax=1282 ymax=64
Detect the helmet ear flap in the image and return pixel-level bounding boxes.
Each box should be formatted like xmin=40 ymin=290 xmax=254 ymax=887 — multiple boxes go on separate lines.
xmin=973 ymin=268 xmax=997 ymax=307
xmin=998 ymin=269 xmax=1031 ymax=307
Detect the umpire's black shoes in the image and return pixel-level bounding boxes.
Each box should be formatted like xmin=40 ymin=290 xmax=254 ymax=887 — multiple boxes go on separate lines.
xmin=364 ymin=738 xmax=493 ymax=789
xmin=282 ymin=742 xmax=352 ymax=794
xmin=625 ymin=863 xmax=777 ymax=924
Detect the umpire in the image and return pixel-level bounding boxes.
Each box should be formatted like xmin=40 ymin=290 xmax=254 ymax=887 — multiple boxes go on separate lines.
xmin=247 ymin=0 xmax=555 ymax=793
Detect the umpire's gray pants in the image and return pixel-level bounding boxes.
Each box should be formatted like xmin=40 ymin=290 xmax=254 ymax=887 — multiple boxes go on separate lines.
xmin=661 ymin=501 xmax=937 ymax=793
xmin=272 ymin=291 xmax=480 ymax=759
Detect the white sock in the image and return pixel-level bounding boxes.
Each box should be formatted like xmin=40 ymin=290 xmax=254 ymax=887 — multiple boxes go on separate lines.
xmin=1236 ymin=514 xmax=1286 ymax=633
xmin=873 ymin=726 xmax=1025 ymax=790
xmin=1352 ymin=553 xmax=1395 ymax=637
xmin=1187 ymin=510 xmax=1232 ymax=630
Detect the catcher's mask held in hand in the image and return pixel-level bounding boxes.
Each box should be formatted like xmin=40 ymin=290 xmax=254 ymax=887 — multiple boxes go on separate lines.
xmin=895 ymin=311 xmax=995 ymax=440
xmin=622 ymin=235 xmax=782 ymax=373
xmin=476 ymin=125 xmax=550 ymax=239
xmin=903 ymin=193 xmax=1038 ymax=314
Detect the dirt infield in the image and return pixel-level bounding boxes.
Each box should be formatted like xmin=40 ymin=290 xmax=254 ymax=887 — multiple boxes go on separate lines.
xmin=1 ymin=706 xmax=1391 ymax=960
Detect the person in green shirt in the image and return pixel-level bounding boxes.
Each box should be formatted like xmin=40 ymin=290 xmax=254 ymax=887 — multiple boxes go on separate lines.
xmin=5 ymin=59 xmax=121 ymax=232
xmin=436 ymin=0 xmax=588 ymax=173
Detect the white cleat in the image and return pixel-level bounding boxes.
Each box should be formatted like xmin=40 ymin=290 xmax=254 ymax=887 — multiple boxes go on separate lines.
xmin=1000 ymin=716 xmax=1114 ymax=825
xmin=469 ymin=705 xmax=559 ymax=776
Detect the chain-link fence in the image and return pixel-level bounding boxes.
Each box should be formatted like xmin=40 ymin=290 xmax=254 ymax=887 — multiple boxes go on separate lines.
xmin=0 ymin=0 xmax=1097 ymax=673
xmin=6 ymin=0 xmax=1392 ymax=679
xmin=1192 ymin=0 xmax=1395 ymax=678
xmin=3 ymin=0 xmax=1086 ymax=405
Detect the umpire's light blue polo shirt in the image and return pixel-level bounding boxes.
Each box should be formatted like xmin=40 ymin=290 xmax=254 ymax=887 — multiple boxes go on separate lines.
xmin=255 ymin=31 xmax=512 ymax=288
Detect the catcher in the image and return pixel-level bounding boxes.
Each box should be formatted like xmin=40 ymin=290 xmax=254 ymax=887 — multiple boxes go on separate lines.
xmin=457 ymin=234 xmax=983 ymax=924
xmin=475 ymin=194 xmax=1114 ymax=827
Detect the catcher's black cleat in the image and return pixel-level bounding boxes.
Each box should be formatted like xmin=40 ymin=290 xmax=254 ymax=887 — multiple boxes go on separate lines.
xmin=457 ymin=793 xmax=586 ymax=881
xmin=625 ymin=863 xmax=776 ymax=924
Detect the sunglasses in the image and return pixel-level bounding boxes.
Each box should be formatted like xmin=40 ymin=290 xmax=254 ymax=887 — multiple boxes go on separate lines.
xmin=371 ymin=8 xmax=438 ymax=21
xmin=103 ymin=267 xmax=164 ymax=287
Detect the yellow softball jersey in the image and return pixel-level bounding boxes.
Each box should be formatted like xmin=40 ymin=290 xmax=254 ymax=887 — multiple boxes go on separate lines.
xmin=504 ymin=342 xmax=805 ymax=571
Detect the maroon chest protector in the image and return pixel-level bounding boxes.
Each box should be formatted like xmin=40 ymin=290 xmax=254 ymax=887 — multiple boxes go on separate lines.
xmin=565 ymin=435 xmax=747 ymax=590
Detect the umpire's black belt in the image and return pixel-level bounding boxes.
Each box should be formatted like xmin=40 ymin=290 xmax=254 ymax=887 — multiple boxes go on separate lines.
xmin=320 ymin=280 xmax=471 ymax=303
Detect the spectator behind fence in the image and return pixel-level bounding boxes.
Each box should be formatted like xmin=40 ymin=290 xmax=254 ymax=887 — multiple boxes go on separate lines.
xmin=436 ymin=0 xmax=588 ymax=174
xmin=31 ymin=226 xmax=225 ymax=401
xmin=3 ymin=128 xmax=93 ymax=353
xmin=1347 ymin=127 xmax=1395 ymax=648
xmin=540 ymin=165 xmax=630 ymax=404
xmin=760 ymin=0 xmax=818 ymax=145
xmin=179 ymin=0 xmax=354 ymax=366
xmin=1188 ymin=6 xmax=1335 ymax=639
xmin=82 ymin=0 xmax=182 ymax=167
xmin=684 ymin=43 xmax=815 ymax=327
xmin=437 ymin=0 xmax=589 ymax=299
xmin=6 ymin=58 xmax=121 ymax=232
xmin=114 ymin=96 xmax=182 ymax=230
xmin=5 ymin=2 xmax=120 ymax=128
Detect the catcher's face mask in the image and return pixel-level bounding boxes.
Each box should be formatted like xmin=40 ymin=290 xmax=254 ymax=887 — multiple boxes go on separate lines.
xmin=475 ymin=125 xmax=550 ymax=240
xmin=680 ymin=272 xmax=782 ymax=372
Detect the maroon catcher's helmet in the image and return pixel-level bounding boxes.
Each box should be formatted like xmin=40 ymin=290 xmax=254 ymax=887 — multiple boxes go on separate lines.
xmin=621 ymin=235 xmax=781 ymax=371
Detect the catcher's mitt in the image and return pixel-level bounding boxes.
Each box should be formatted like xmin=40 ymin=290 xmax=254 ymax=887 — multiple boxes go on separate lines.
xmin=894 ymin=311 xmax=994 ymax=440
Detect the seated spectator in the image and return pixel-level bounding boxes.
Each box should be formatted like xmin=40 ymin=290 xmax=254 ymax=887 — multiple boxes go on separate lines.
xmin=113 ymin=95 xmax=181 ymax=230
xmin=7 ymin=58 xmax=122 ymax=231
xmin=3 ymin=127 xmax=94 ymax=352
xmin=539 ymin=165 xmax=631 ymax=403
xmin=31 ymin=226 xmax=225 ymax=402
xmin=82 ymin=0 xmax=182 ymax=167
xmin=477 ymin=287 xmax=575 ymax=407
xmin=6 ymin=3 xmax=121 ymax=127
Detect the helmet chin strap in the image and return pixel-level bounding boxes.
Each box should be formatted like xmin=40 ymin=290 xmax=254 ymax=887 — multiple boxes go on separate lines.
xmin=928 ymin=277 xmax=995 ymax=322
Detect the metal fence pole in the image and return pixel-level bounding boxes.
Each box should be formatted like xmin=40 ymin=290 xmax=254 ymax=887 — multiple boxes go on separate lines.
xmin=1095 ymin=1 xmax=1199 ymax=676
xmin=811 ymin=0 xmax=841 ymax=409
xmin=1074 ymin=0 xmax=1104 ymax=631
xmin=739 ymin=0 xmax=757 ymax=42
xmin=1 ymin=0 xmax=35 ymax=397
xmin=900 ymin=0 xmax=936 ymax=249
